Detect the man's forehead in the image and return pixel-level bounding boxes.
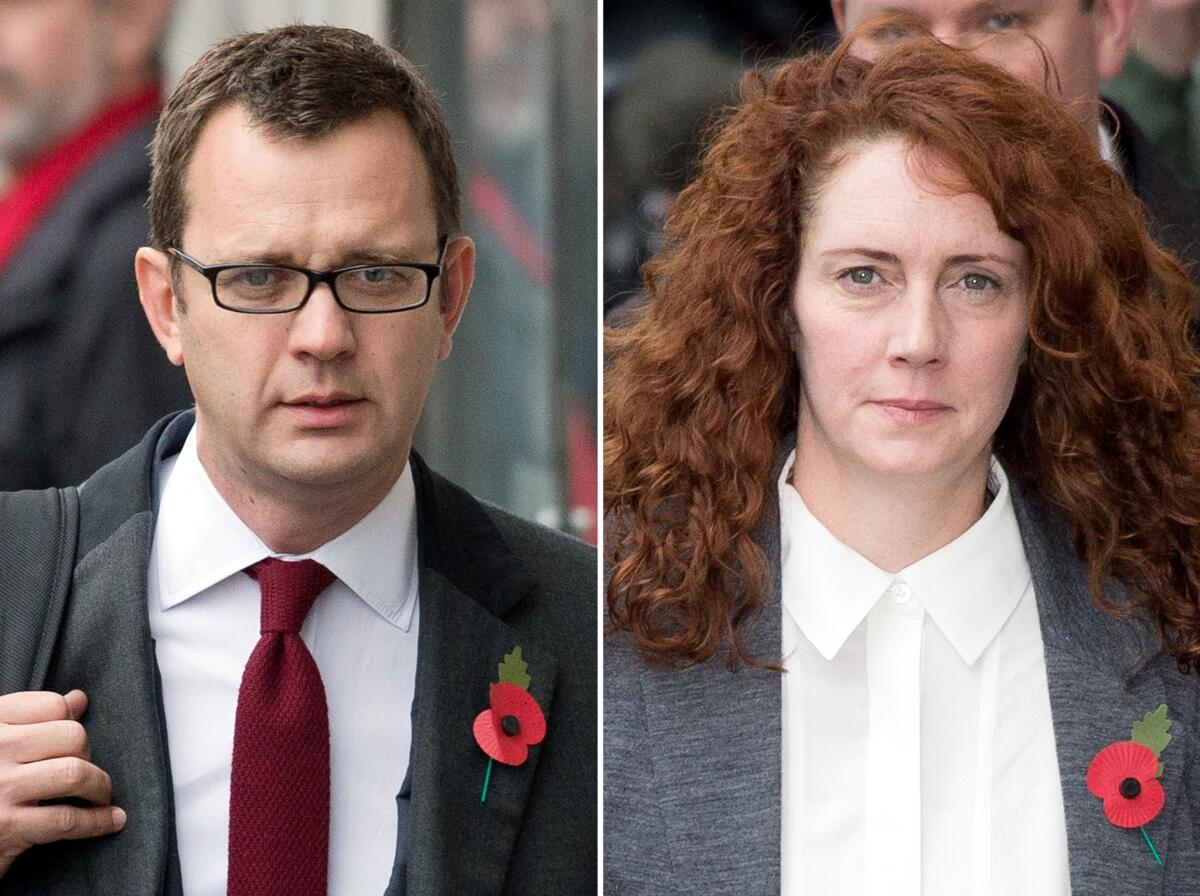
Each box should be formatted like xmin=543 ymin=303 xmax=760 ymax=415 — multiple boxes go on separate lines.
xmin=182 ymin=103 xmax=427 ymax=193
xmin=179 ymin=103 xmax=437 ymax=249
xmin=842 ymin=0 xmax=1063 ymax=18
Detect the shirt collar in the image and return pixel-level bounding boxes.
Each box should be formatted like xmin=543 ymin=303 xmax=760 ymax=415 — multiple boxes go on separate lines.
xmin=152 ymin=422 xmax=418 ymax=630
xmin=1099 ymin=118 xmax=1120 ymax=169
xmin=778 ymin=451 xmax=1031 ymax=665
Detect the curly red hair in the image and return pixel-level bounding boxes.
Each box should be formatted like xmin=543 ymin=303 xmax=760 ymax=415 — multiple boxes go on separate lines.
xmin=605 ymin=25 xmax=1200 ymax=671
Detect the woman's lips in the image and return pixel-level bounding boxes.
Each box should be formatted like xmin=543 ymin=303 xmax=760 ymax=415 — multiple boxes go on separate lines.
xmin=872 ymin=398 xmax=951 ymax=425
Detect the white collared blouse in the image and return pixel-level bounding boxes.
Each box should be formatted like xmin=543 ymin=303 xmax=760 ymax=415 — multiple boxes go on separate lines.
xmin=779 ymin=451 xmax=1071 ymax=895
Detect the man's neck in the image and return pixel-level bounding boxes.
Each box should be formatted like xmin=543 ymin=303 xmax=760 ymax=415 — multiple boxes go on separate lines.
xmin=198 ymin=449 xmax=406 ymax=555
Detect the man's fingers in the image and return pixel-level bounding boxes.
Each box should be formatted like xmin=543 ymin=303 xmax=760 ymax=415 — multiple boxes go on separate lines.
xmin=0 ymin=692 xmax=86 ymax=726
xmin=62 ymin=690 xmax=87 ymax=722
xmin=11 ymin=804 xmax=125 ymax=846
xmin=0 ymin=719 xmax=91 ymax=764
xmin=0 ymin=757 xmax=112 ymax=807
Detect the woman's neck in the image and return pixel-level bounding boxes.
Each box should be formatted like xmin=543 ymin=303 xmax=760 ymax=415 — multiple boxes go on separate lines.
xmin=790 ymin=436 xmax=991 ymax=574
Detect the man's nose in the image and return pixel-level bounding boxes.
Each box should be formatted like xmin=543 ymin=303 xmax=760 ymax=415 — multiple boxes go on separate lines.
xmin=927 ymin=22 xmax=968 ymax=50
xmin=289 ymin=283 xmax=356 ymax=360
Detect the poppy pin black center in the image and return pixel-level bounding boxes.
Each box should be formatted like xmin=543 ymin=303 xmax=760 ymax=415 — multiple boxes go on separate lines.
xmin=1119 ymin=777 xmax=1142 ymax=799
xmin=501 ymin=714 xmax=521 ymax=736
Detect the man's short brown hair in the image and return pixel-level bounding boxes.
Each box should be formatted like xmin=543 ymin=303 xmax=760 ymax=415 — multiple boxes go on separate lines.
xmin=148 ymin=24 xmax=461 ymax=251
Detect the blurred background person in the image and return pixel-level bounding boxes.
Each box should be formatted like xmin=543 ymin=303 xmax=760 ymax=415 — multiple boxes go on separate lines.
xmin=0 ymin=0 xmax=190 ymax=491
xmin=604 ymin=3 xmax=832 ymax=315
xmin=833 ymin=0 xmax=1200 ymax=284
xmin=1105 ymin=0 xmax=1200 ymax=185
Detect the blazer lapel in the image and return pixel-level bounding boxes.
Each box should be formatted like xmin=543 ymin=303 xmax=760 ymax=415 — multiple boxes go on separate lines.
xmin=43 ymin=415 xmax=186 ymax=896
xmin=402 ymin=455 xmax=560 ymax=896
xmin=43 ymin=510 xmax=172 ymax=896
xmin=1011 ymin=477 xmax=1189 ymax=895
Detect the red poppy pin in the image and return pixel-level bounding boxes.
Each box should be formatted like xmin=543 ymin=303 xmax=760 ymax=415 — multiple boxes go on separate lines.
xmin=473 ymin=646 xmax=546 ymax=803
xmin=1086 ymin=704 xmax=1173 ymax=866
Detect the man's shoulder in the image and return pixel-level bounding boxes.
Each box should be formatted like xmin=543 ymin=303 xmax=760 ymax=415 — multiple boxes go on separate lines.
xmin=416 ymin=457 xmax=594 ymax=582
xmin=476 ymin=497 xmax=595 ymax=587
xmin=1111 ymin=100 xmax=1200 ymax=277
xmin=412 ymin=456 xmax=595 ymax=648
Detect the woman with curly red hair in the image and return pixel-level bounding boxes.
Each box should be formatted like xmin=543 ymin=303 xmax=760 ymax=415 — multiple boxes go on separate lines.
xmin=605 ymin=22 xmax=1200 ymax=896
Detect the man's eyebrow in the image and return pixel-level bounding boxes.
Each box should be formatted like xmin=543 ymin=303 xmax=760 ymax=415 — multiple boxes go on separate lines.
xmin=215 ymin=245 xmax=428 ymax=266
xmin=956 ymin=0 xmax=1033 ymax=22
xmin=337 ymin=245 xmax=431 ymax=263
xmin=869 ymin=1 xmax=1027 ymax=23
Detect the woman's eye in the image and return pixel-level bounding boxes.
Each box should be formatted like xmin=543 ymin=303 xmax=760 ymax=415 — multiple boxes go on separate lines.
xmin=844 ymin=267 xmax=878 ymax=286
xmin=961 ymin=273 xmax=999 ymax=291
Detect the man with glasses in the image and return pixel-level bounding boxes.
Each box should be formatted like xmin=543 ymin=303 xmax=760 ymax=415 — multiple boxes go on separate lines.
xmin=0 ymin=24 xmax=595 ymax=896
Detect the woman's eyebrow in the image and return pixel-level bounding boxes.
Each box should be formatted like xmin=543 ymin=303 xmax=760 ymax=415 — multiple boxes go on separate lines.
xmin=818 ymin=247 xmax=899 ymax=263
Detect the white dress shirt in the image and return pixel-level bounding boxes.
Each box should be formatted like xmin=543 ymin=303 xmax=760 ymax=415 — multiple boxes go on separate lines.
xmin=779 ymin=451 xmax=1071 ymax=895
xmin=148 ymin=424 xmax=419 ymax=896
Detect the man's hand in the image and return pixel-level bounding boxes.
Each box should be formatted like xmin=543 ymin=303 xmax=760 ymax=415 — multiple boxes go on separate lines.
xmin=0 ymin=690 xmax=125 ymax=877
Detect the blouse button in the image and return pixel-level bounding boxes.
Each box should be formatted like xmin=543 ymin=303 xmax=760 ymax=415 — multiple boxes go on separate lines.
xmin=889 ymin=581 xmax=913 ymax=604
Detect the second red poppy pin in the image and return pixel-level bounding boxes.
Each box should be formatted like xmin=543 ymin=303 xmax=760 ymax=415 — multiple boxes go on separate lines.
xmin=1086 ymin=704 xmax=1173 ymax=866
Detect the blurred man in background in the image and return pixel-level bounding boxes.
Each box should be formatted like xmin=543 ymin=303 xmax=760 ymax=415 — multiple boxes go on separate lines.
xmin=1105 ymin=0 xmax=1200 ymax=185
xmin=833 ymin=0 xmax=1200 ymax=282
xmin=0 ymin=0 xmax=191 ymax=490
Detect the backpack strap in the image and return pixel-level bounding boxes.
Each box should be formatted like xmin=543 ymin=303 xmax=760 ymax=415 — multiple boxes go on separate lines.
xmin=0 ymin=487 xmax=80 ymax=693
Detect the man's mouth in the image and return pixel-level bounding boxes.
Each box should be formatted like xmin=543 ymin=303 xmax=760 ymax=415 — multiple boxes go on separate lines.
xmin=282 ymin=393 xmax=365 ymax=427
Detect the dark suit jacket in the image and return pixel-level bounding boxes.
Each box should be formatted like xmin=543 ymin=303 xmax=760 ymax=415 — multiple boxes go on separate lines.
xmin=605 ymin=448 xmax=1200 ymax=894
xmin=0 ymin=117 xmax=192 ymax=491
xmin=0 ymin=412 xmax=597 ymax=895
xmin=1112 ymin=100 xmax=1200 ymax=287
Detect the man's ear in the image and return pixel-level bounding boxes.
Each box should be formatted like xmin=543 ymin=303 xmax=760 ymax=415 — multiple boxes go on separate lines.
xmin=437 ymin=236 xmax=475 ymax=360
xmin=135 ymin=247 xmax=185 ymax=367
xmin=1093 ymin=0 xmax=1138 ymax=81
xmin=832 ymin=0 xmax=849 ymax=33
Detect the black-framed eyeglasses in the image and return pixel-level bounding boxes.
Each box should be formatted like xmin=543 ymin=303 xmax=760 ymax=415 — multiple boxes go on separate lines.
xmin=167 ymin=236 xmax=448 ymax=314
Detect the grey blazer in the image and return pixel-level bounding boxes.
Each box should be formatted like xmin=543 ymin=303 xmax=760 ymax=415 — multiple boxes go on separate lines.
xmin=605 ymin=452 xmax=1200 ymax=895
xmin=0 ymin=411 xmax=597 ymax=895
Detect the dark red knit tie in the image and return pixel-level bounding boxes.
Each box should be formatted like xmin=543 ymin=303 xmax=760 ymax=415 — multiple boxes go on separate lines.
xmin=228 ymin=558 xmax=335 ymax=896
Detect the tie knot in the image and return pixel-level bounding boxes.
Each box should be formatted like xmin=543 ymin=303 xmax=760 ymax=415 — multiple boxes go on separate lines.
xmin=248 ymin=558 xmax=335 ymax=633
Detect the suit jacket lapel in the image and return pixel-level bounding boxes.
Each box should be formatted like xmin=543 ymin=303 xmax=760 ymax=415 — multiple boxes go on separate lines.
xmin=402 ymin=454 xmax=560 ymax=896
xmin=1011 ymin=476 xmax=1188 ymax=895
xmin=59 ymin=513 xmax=173 ymax=896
